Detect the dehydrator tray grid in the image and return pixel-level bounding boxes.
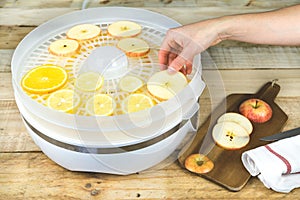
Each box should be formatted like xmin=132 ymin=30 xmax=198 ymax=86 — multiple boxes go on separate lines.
xmin=18 ymin=21 xmax=195 ymax=116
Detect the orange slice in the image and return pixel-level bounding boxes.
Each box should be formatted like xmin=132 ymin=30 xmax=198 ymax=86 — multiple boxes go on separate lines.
xmin=21 ymin=65 xmax=68 ymax=94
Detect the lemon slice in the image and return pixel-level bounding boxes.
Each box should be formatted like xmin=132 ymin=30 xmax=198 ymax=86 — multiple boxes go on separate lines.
xmin=85 ymin=94 xmax=115 ymax=116
xmin=119 ymin=75 xmax=144 ymax=93
xmin=67 ymin=24 xmax=101 ymax=41
xmin=75 ymin=72 xmax=104 ymax=92
xmin=122 ymin=93 xmax=154 ymax=113
xmin=47 ymin=89 xmax=81 ymax=113
xmin=21 ymin=65 xmax=68 ymax=94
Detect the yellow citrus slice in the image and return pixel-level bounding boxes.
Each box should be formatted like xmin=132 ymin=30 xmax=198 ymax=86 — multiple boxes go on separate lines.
xmin=47 ymin=89 xmax=81 ymax=113
xmin=122 ymin=93 xmax=154 ymax=113
xmin=21 ymin=65 xmax=68 ymax=94
xmin=85 ymin=94 xmax=115 ymax=116
xmin=119 ymin=75 xmax=144 ymax=93
xmin=75 ymin=72 xmax=104 ymax=92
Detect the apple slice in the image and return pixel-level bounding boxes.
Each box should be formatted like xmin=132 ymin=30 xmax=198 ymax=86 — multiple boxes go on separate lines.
xmin=48 ymin=39 xmax=80 ymax=57
xmin=217 ymin=112 xmax=253 ymax=134
xmin=66 ymin=24 xmax=101 ymax=41
xmin=117 ymin=38 xmax=150 ymax=57
xmin=107 ymin=21 xmax=142 ymax=38
xmin=147 ymin=70 xmax=188 ymax=101
xmin=185 ymin=153 xmax=214 ymax=174
xmin=212 ymin=122 xmax=250 ymax=150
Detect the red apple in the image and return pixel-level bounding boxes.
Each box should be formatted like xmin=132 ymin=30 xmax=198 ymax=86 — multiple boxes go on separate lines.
xmin=239 ymin=98 xmax=273 ymax=123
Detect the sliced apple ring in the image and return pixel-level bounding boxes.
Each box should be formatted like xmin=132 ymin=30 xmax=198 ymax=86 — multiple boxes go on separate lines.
xmin=147 ymin=70 xmax=188 ymax=101
xmin=48 ymin=39 xmax=80 ymax=57
xmin=217 ymin=112 xmax=253 ymax=134
xmin=66 ymin=24 xmax=101 ymax=41
xmin=185 ymin=153 xmax=214 ymax=174
xmin=107 ymin=20 xmax=142 ymax=38
xmin=117 ymin=38 xmax=150 ymax=57
xmin=212 ymin=121 xmax=250 ymax=150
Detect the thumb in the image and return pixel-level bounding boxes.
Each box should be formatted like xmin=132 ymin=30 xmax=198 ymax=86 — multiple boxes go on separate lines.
xmin=168 ymin=47 xmax=194 ymax=74
xmin=168 ymin=55 xmax=186 ymax=74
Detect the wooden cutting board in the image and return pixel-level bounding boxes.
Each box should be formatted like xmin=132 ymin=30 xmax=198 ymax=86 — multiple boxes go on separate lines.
xmin=178 ymin=81 xmax=288 ymax=191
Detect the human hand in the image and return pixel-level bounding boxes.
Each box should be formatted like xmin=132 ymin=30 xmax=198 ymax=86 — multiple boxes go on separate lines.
xmin=159 ymin=20 xmax=225 ymax=74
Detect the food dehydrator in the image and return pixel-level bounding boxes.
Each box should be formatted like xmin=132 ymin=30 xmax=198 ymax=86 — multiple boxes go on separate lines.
xmin=11 ymin=7 xmax=205 ymax=174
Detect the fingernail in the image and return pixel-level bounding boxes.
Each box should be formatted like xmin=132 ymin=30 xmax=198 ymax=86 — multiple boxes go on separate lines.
xmin=167 ymin=67 xmax=177 ymax=74
xmin=160 ymin=64 xmax=167 ymax=71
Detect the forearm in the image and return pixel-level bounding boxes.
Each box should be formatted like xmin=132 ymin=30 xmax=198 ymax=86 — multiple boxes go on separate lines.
xmin=218 ymin=4 xmax=300 ymax=45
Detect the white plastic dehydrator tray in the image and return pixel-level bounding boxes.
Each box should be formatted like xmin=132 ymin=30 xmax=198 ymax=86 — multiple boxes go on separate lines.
xmin=12 ymin=7 xmax=204 ymax=132
xmin=11 ymin=7 xmax=205 ymax=174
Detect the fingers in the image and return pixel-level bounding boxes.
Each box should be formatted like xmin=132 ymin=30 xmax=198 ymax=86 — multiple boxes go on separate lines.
xmin=159 ymin=48 xmax=193 ymax=75
xmin=168 ymin=55 xmax=193 ymax=75
xmin=158 ymin=49 xmax=169 ymax=70
xmin=158 ymin=28 xmax=196 ymax=75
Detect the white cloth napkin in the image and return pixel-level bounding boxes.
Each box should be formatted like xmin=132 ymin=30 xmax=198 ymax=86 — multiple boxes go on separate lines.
xmin=241 ymin=135 xmax=300 ymax=193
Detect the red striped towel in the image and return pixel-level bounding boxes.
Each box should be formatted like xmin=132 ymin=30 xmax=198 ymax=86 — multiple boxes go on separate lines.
xmin=241 ymin=135 xmax=300 ymax=193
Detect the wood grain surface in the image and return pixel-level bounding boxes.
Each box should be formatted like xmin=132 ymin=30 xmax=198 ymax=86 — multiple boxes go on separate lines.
xmin=1 ymin=0 xmax=300 ymax=199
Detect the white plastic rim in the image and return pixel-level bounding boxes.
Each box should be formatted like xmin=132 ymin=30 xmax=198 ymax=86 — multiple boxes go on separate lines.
xmin=11 ymin=7 xmax=204 ymax=132
xmin=16 ymin=89 xmax=199 ymax=147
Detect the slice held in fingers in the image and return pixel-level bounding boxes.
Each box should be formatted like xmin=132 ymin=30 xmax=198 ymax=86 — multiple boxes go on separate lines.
xmin=146 ymin=70 xmax=188 ymax=101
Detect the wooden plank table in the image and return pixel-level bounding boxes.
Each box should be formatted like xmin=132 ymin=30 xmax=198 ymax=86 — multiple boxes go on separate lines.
xmin=1 ymin=0 xmax=300 ymax=199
